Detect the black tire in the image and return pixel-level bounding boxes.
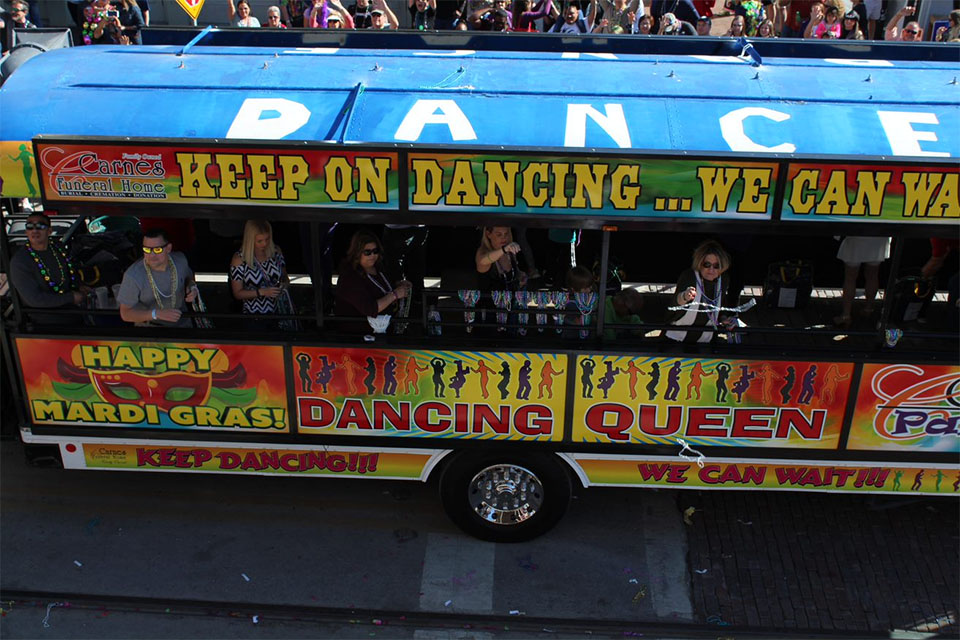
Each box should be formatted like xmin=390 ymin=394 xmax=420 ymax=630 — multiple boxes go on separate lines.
xmin=438 ymin=450 xmax=572 ymax=543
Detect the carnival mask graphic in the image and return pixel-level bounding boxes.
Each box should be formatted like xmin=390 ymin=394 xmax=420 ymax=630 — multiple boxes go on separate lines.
xmin=57 ymin=357 xmax=247 ymax=412
xmin=89 ymin=369 xmax=212 ymax=413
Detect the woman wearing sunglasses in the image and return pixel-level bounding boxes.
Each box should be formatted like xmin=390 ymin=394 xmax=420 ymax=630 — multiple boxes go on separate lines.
xmin=666 ymin=240 xmax=733 ymax=343
xmin=335 ymin=230 xmax=411 ymax=333
xmin=9 ymin=213 xmax=86 ymax=327
xmin=117 ymin=228 xmax=197 ymax=327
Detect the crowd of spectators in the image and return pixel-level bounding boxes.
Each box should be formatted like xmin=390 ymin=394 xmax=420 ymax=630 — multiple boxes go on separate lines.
xmin=2 ymin=0 xmax=959 ymax=46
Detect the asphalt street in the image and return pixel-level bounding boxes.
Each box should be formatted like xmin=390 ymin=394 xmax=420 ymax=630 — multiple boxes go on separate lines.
xmin=0 ymin=439 xmax=693 ymax=638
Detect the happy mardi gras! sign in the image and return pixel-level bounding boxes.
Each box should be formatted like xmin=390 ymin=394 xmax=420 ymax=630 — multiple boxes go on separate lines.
xmin=16 ymin=337 xmax=289 ymax=431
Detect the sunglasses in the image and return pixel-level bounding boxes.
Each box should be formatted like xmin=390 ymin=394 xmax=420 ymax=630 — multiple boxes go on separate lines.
xmin=25 ymin=222 xmax=50 ymax=230
xmin=142 ymin=244 xmax=169 ymax=254
xmin=362 ymin=248 xmax=381 ymax=256
xmin=701 ymin=261 xmax=721 ymax=269
xmin=11 ymin=7 xmax=26 ymax=12
xmin=903 ymin=28 xmax=917 ymax=33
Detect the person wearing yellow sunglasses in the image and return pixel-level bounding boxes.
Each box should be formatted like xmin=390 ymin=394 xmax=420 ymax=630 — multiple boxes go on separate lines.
xmin=117 ymin=228 xmax=198 ymax=326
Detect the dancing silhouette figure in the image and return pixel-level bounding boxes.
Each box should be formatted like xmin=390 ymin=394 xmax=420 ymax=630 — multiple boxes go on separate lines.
xmin=597 ymin=361 xmax=622 ymax=399
xmin=645 ymin=361 xmax=661 ymax=400
xmin=819 ymin=364 xmax=849 ymax=406
xmin=430 ymin=357 xmax=447 ymax=398
xmin=580 ymin=358 xmax=596 ymax=398
xmin=401 ymin=356 xmax=429 ymax=395
xmin=497 ymin=362 xmax=512 ymax=400
xmin=731 ymin=365 xmax=755 ymax=403
xmin=315 ymin=355 xmax=337 ymax=394
xmin=685 ymin=362 xmax=709 ymax=400
xmin=382 ymin=356 xmax=398 ymax=396
xmin=475 ymin=360 xmax=494 ymax=399
xmin=664 ymin=361 xmax=683 ymax=401
xmin=363 ymin=357 xmax=377 ymax=395
xmin=517 ymin=360 xmax=533 ymax=400
xmin=449 ymin=360 xmax=472 ymax=399
xmin=797 ymin=365 xmax=818 ymax=405
xmin=341 ymin=355 xmax=365 ymax=395
xmin=295 ymin=352 xmax=312 ymax=393
xmin=780 ymin=366 xmax=796 ymax=404
xmin=757 ymin=363 xmax=782 ymax=405
xmin=537 ymin=361 xmax=564 ymax=399
xmin=625 ymin=360 xmax=644 ymax=400
xmin=714 ymin=362 xmax=731 ymax=403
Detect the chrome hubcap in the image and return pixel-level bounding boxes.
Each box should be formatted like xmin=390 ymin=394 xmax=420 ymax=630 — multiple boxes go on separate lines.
xmin=468 ymin=464 xmax=543 ymax=525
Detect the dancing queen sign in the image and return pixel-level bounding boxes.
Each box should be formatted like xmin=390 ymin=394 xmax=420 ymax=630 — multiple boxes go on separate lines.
xmin=571 ymin=355 xmax=855 ymax=449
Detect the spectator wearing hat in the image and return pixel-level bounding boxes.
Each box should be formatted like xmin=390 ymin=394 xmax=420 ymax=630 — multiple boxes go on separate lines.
xmin=368 ymin=0 xmax=399 ymax=27
xmin=658 ymin=11 xmax=695 ymax=33
xmin=649 ymin=0 xmax=697 ymax=32
xmin=840 ymin=10 xmax=862 ymax=38
xmin=303 ymin=0 xmax=353 ymax=29
xmin=848 ymin=0 xmax=866 ymax=34
xmin=695 ymin=14 xmax=710 ymax=34
xmin=306 ymin=0 xmax=355 ymax=27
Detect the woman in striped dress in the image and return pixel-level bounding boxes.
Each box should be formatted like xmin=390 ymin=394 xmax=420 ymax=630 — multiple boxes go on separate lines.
xmin=230 ymin=220 xmax=289 ymax=326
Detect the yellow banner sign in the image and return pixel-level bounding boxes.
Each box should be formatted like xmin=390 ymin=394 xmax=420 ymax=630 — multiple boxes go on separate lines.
xmin=569 ymin=456 xmax=960 ymax=495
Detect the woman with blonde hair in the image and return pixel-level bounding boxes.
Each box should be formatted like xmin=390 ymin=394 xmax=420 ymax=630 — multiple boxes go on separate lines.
xmin=475 ymin=226 xmax=527 ymax=293
xmin=229 ymin=220 xmax=288 ymax=320
xmin=666 ymin=240 xmax=733 ymax=343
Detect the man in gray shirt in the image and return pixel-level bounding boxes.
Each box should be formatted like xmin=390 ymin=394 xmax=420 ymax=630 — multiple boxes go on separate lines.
xmin=117 ymin=228 xmax=197 ymax=327
xmin=9 ymin=213 xmax=85 ymax=326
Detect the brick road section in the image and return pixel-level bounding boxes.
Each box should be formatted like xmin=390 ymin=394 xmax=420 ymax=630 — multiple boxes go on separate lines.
xmin=682 ymin=491 xmax=960 ymax=634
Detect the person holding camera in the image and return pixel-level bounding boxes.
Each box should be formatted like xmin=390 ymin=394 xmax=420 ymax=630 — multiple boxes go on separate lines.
xmin=885 ymin=2 xmax=921 ymax=41
xmin=86 ymin=0 xmax=142 ymax=44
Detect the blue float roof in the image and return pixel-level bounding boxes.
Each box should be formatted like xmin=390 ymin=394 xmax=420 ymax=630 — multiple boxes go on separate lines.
xmin=2 ymin=33 xmax=958 ymax=158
